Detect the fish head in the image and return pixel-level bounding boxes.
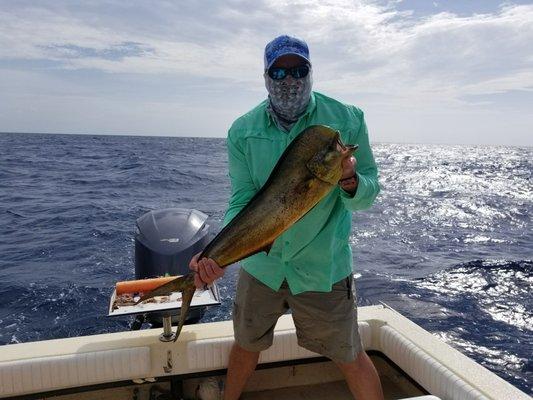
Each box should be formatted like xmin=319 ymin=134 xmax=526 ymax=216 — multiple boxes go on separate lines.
xmin=306 ymin=130 xmax=358 ymax=185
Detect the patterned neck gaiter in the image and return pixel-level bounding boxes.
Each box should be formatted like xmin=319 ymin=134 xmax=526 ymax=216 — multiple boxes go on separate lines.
xmin=265 ymin=70 xmax=313 ymax=133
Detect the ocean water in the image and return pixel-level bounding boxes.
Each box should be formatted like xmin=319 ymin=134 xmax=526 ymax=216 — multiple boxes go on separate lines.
xmin=0 ymin=132 xmax=531 ymax=394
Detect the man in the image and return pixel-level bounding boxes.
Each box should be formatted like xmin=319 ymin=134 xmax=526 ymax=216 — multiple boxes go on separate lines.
xmin=190 ymin=35 xmax=383 ymax=400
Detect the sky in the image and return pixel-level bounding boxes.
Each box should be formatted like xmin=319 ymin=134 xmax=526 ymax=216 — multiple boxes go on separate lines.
xmin=0 ymin=0 xmax=532 ymax=145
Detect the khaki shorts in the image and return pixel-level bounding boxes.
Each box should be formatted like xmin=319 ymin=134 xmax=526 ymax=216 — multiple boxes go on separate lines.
xmin=232 ymin=269 xmax=363 ymax=363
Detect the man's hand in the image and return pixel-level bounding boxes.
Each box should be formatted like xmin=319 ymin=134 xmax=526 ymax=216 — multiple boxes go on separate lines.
xmin=339 ymin=156 xmax=358 ymax=194
xmin=189 ymin=252 xmax=224 ymax=289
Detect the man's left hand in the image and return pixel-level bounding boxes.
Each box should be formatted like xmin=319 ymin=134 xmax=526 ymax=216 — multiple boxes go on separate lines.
xmin=339 ymin=156 xmax=358 ymax=194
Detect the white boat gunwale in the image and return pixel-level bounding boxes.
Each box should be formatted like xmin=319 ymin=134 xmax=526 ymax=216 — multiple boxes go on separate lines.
xmin=0 ymin=305 xmax=529 ymax=400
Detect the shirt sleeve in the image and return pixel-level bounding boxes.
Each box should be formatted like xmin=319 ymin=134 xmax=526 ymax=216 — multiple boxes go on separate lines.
xmin=222 ymin=128 xmax=258 ymax=226
xmin=339 ymin=110 xmax=380 ymax=211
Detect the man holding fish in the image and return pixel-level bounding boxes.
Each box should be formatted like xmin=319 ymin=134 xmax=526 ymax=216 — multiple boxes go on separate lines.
xmin=190 ymin=35 xmax=383 ymax=399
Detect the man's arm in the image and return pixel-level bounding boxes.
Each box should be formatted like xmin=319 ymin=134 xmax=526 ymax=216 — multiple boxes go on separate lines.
xmin=223 ymin=128 xmax=258 ymax=226
xmin=339 ymin=111 xmax=380 ymax=211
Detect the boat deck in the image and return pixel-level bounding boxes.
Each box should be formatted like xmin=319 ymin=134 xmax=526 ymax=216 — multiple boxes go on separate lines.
xmin=228 ymin=355 xmax=425 ymax=400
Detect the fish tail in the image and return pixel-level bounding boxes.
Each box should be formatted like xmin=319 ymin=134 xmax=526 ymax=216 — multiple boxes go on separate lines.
xmin=134 ymin=273 xmax=195 ymax=304
xmin=173 ymin=284 xmax=196 ymax=341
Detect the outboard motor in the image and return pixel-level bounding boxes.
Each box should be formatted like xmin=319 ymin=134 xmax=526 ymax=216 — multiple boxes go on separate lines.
xmin=134 ymin=208 xmax=211 ymax=325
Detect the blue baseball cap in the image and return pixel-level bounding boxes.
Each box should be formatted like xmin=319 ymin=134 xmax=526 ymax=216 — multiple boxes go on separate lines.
xmin=264 ymin=35 xmax=310 ymax=71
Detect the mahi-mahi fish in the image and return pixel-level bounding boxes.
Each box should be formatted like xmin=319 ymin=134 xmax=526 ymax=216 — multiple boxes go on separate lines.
xmin=135 ymin=125 xmax=358 ymax=340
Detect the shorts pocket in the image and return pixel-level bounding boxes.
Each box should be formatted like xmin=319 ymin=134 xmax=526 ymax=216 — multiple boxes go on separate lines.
xmin=331 ymin=275 xmax=353 ymax=299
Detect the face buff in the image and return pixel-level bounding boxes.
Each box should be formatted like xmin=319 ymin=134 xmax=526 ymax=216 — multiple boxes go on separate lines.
xmin=265 ymin=69 xmax=313 ymax=133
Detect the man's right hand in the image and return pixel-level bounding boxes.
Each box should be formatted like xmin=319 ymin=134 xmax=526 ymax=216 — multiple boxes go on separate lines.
xmin=189 ymin=252 xmax=224 ymax=289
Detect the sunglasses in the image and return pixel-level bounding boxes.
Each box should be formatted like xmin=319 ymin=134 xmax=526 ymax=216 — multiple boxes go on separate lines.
xmin=267 ymin=65 xmax=310 ymax=80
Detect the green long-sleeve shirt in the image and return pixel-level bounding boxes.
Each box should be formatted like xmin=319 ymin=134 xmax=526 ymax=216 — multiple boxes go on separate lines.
xmin=223 ymin=91 xmax=379 ymax=294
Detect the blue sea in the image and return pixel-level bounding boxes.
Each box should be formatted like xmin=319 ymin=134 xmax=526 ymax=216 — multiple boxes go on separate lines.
xmin=0 ymin=132 xmax=531 ymax=394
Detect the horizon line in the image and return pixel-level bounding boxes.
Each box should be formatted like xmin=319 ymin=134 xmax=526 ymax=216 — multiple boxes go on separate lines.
xmin=1 ymin=130 xmax=531 ymax=148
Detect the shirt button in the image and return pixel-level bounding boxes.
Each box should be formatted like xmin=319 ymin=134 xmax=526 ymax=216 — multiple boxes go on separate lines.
xmin=284 ymin=261 xmax=289 ymax=266
xmin=285 ymin=241 xmax=290 ymax=245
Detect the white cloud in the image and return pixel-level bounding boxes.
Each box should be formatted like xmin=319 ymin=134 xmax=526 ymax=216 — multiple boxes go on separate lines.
xmin=307 ymin=2 xmax=533 ymax=108
xmin=1 ymin=1 xmax=531 ymax=92
xmin=0 ymin=1 xmax=532 ymax=143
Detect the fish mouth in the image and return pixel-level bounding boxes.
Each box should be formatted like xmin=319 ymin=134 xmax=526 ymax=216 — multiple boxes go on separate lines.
xmin=344 ymin=144 xmax=358 ymax=152
xmin=335 ymin=133 xmax=346 ymax=151
xmin=336 ymin=136 xmax=358 ymax=155
xmin=334 ymin=132 xmax=357 ymax=154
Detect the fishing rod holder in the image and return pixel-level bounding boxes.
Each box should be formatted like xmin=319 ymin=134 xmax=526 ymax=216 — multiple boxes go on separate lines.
xmin=160 ymin=314 xmax=176 ymax=342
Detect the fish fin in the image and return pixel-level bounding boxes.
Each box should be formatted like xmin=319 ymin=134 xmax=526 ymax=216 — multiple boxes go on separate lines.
xmin=134 ymin=274 xmax=192 ymax=305
xmin=173 ymin=284 xmax=196 ymax=341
